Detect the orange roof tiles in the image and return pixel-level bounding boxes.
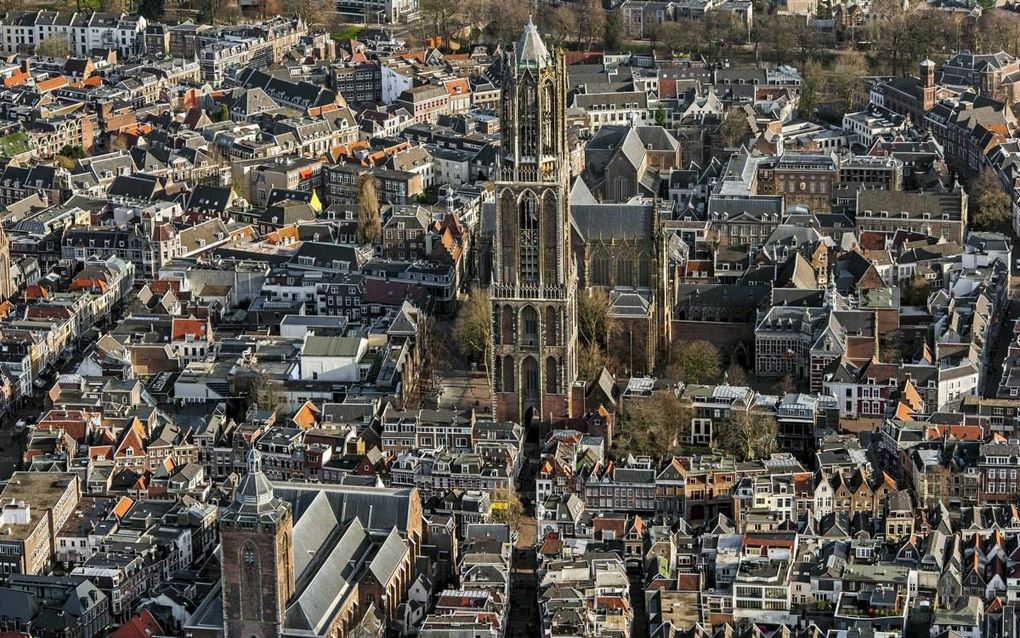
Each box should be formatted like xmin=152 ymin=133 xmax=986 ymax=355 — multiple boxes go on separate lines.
xmin=172 ymin=318 xmax=207 ymax=341
xmin=89 ymin=445 xmax=113 ymax=461
xmin=2 ymin=70 xmax=27 ymax=87
xmin=112 ymin=495 xmax=134 ymax=519
xmin=293 ymin=401 xmax=321 ymax=429
xmin=110 ymin=610 xmax=163 ymax=638
xmin=36 ymin=75 xmax=68 ymax=92
xmin=265 ymin=225 xmax=300 ymax=245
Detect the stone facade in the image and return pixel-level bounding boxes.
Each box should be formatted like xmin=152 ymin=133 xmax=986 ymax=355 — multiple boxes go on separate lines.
xmin=219 ymin=452 xmax=295 ymax=638
xmin=491 ymin=22 xmax=578 ymax=427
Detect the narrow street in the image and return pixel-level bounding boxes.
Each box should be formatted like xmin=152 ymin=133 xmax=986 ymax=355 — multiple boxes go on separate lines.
xmin=629 ymin=569 xmax=649 ymax=638
xmin=507 ymin=444 xmax=540 ymax=638
xmin=508 ymin=517 xmax=539 ymax=638
xmin=984 ymin=299 xmax=1018 ymax=397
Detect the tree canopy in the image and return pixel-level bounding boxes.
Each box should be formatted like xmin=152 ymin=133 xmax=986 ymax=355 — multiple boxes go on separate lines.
xmin=970 ymin=168 xmax=1012 ymax=232
xmin=667 ymin=341 xmax=721 ymax=385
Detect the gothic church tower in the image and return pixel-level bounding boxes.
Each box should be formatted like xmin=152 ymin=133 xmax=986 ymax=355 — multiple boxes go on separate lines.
xmin=220 ymin=450 xmax=295 ymax=638
xmin=491 ymin=19 xmax=578 ymax=426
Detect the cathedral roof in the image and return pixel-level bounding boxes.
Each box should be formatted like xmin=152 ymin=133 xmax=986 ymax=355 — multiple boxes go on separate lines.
xmin=515 ymin=18 xmax=551 ymax=69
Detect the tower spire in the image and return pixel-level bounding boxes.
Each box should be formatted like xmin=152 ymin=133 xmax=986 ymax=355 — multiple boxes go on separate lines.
xmin=491 ymin=21 xmax=577 ymax=429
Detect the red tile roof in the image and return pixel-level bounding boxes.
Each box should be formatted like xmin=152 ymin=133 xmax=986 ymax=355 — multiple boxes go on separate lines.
xmin=171 ymin=318 xmax=207 ymax=341
xmin=110 ymin=609 xmax=163 ymax=638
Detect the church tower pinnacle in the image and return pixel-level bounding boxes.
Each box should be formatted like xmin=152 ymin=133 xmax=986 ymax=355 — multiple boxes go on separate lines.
xmin=220 ymin=450 xmax=295 ymax=638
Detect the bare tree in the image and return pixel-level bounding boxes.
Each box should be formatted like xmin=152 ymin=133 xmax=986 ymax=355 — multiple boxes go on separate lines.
xmin=420 ymin=0 xmax=460 ymax=47
xmin=356 ymin=174 xmax=382 ymax=246
xmin=247 ymin=376 xmax=284 ymax=414
xmin=979 ymin=11 xmax=1020 ymax=58
xmin=543 ymin=4 xmax=578 ymax=49
xmin=798 ymin=58 xmax=827 ymax=118
xmin=416 ymin=311 xmax=447 ymax=407
xmin=489 ymin=487 xmax=524 ymax=527
xmin=578 ymin=341 xmax=607 ymax=382
xmin=831 ymin=50 xmax=868 ymax=112
xmin=720 ymin=108 xmax=750 ymax=148
xmin=726 ymin=363 xmax=748 ymax=386
xmin=452 ymin=286 xmax=492 ymax=383
xmin=490 ymin=0 xmax=530 ymax=46
xmin=260 ymin=0 xmax=283 ymax=20
xmin=716 ymin=409 xmax=778 ymax=461
xmin=656 ymin=21 xmax=703 ymax=56
xmin=970 ymin=168 xmax=1012 ymax=232
xmin=572 ymin=0 xmax=606 ymax=51
xmin=617 ymin=393 xmax=692 ymax=458
xmin=36 ymin=35 xmax=70 ymax=58
xmin=578 ymin=289 xmax=616 ymax=348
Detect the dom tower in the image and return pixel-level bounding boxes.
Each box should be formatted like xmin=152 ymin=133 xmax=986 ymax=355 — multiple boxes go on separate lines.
xmin=491 ymin=20 xmax=578 ymax=427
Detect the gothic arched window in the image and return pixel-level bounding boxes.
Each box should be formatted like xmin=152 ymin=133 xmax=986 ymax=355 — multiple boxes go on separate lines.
xmin=502 ymin=356 xmax=515 ymax=393
xmin=501 ymin=304 xmax=514 ymax=344
xmin=522 ymin=357 xmax=540 ymax=395
xmin=545 ymin=356 xmax=559 ymax=394
xmin=239 ymin=542 xmax=263 ymax=621
xmin=618 ymin=258 xmax=634 ymax=287
xmin=519 ymin=192 xmax=539 ymax=283
xmin=542 ymin=190 xmax=558 ymax=284
xmin=541 ymin=80 xmax=555 ymax=157
xmin=544 ymin=306 xmax=558 ymax=346
xmin=500 ymin=189 xmax=517 ymax=284
xmin=518 ymin=79 xmax=538 ymax=169
xmin=639 ymin=256 xmax=652 ymax=287
xmin=521 ymin=306 xmax=539 ymax=346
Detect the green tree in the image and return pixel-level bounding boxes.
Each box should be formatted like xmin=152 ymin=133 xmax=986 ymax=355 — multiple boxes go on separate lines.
xmin=655 ymin=104 xmax=666 ymax=127
xmin=604 ymin=13 xmax=622 ymax=50
xmin=667 ymin=340 xmax=720 ymax=385
xmin=878 ymin=329 xmax=906 ymax=364
xmin=716 ymin=409 xmax=778 ymax=461
xmin=209 ymin=103 xmax=230 ymax=123
xmin=355 ymin=174 xmax=382 ymax=245
xmin=578 ymin=288 xmax=616 ymax=347
xmin=36 ymin=35 xmax=70 ymax=58
xmin=970 ymin=168 xmax=1012 ymax=232
xmin=58 ymin=145 xmax=85 ymax=160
